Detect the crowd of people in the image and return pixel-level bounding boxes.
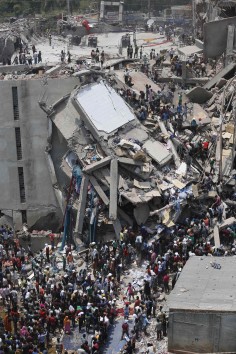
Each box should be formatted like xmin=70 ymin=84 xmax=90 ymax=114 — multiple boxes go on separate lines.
xmin=0 ymin=192 xmax=235 ymax=353
xmin=7 ymin=43 xmax=42 ymax=66
xmin=1 ymin=16 xmax=236 ymax=354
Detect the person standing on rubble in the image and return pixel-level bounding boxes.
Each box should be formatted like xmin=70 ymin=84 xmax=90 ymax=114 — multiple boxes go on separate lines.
xmin=155 ymin=318 xmax=162 ymax=340
xmin=33 ymin=51 xmax=38 ymax=65
xmin=38 ymin=51 xmax=42 ymax=63
xmin=49 ymin=34 xmax=52 ymax=46
xmin=67 ymin=51 xmax=71 ymax=64
xmin=129 ymin=45 xmax=133 ymax=59
xmin=121 ymin=319 xmax=129 ymax=340
xmin=45 ymin=243 xmax=50 ymax=263
xmin=100 ymin=50 xmax=105 ymax=67
xmin=139 ymin=46 xmax=143 ymax=59
xmin=61 ymin=50 xmax=65 ymax=63
xmin=124 ymin=68 xmax=130 ymax=84
xmin=191 ymin=117 xmax=198 ymax=133
xmin=183 ymin=102 xmax=188 ymax=120
xmin=212 ymin=194 xmax=222 ymax=210
xmin=127 ymin=45 xmax=130 ymax=58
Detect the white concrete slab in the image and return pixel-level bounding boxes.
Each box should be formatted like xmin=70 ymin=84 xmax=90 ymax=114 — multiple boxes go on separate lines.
xmin=178 ymin=45 xmax=203 ymax=57
xmin=143 ymin=140 xmax=172 ymax=166
xmin=75 ymin=81 xmax=135 ymax=134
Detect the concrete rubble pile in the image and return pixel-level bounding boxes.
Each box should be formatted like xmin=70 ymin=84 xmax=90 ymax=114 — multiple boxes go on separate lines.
xmin=37 ymin=47 xmax=236 ymax=250
xmin=0 ymin=18 xmax=41 ymax=63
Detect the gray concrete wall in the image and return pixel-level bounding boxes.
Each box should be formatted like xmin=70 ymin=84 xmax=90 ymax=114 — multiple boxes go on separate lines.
xmin=168 ymin=311 xmax=236 ymax=353
xmin=204 ymin=16 xmax=236 ymax=58
xmin=0 ymin=77 xmax=79 ymax=230
xmin=0 ymin=37 xmax=15 ymax=62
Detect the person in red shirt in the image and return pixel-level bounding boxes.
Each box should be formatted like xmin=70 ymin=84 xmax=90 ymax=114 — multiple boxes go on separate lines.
xmin=121 ymin=320 xmax=129 ymax=340
xmin=202 ymin=140 xmax=209 ymax=159
xmin=163 ymin=273 xmax=170 ymax=294
xmin=212 ymin=194 xmax=221 ymax=209
xmin=49 ymin=233 xmax=55 ymax=250
xmin=154 ymin=263 xmax=159 ymax=275
xmin=134 ymin=296 xmax=141 ymax=308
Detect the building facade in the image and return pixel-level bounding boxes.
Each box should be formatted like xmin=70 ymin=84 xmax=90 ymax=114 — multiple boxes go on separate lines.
xmin=0 ymin=77 xmax=78 ymax=230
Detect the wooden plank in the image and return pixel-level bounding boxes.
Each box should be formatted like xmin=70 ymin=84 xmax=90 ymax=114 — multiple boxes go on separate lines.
xmin=89 ymin=176 xmax=109 ymax=206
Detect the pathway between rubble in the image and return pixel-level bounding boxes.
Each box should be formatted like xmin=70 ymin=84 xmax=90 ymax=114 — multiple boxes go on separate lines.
xmin=102 ymin=318 xmax=133 ymax=354
xmin=62 ymin=318 xmax=133 ymax=353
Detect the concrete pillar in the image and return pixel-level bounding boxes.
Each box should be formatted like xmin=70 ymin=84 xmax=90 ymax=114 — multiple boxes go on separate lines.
xmin=118 ymin=2 xmax=123 ymax=22
xmin=100 ymin=1 xmax=105 ymax=19
xmin=74 ymin=175 xmax=89 ymax=237
xmin=226 ymin=25 xmax=235 ymax=65
xmin=109 ymin=159 xmax=118 ymax=220
xmin=182 ymin=60 xmax=187 ymax=81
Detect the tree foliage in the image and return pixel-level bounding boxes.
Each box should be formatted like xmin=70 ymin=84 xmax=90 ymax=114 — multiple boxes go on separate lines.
xmin=0 ymin=0 xmax=190 ymax=17
xmin=0 ymin=0 xmax=81 ymax=16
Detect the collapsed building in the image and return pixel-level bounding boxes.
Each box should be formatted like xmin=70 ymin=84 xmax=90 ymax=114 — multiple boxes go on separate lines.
xmin=37 ymin=55 xmax=236 ymax=247
xmin=41 ymin=75 xmax=175 ymax=245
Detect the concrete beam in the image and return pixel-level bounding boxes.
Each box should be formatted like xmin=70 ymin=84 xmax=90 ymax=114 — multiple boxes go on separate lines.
xmin=158 ymin=118 xmax=181 ymax=168
xmin=118 ymin=157 xmax=144 ymax=166
xmin=74 ymin=175 xmax=89 ymax=236
xmin=89 ymin=175 xmax=109 ymax=206
xmin=83 ymin=156 xmax=112 ymax=174
xmin=150 ymin=200 xmax=186 ymax=216
xmin=109 ymin=159 xmax=118 ymax=220
xmin=117 ymin=207 xmax=133 ymax=226
xmin=112 ymin=218 xmax=122 ymax=237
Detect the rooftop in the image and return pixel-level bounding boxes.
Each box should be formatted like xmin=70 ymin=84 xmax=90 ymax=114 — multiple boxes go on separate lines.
xmin=168 ymin=256 xmax=236 ymax=312
xmin=74 ymin=81 xmax=135 ymax=135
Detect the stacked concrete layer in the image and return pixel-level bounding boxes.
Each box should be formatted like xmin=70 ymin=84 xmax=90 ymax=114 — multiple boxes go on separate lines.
xmin=0 ymin=77 xmax=79 ymax=230
xmin=168 ymin=257 xmax=236 ymax=353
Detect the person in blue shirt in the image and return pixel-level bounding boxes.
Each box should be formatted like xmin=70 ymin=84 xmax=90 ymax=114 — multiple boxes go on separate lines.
xmin=177 ymin=103 xmax=182 ymax=114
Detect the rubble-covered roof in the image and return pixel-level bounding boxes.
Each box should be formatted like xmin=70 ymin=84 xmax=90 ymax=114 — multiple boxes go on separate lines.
xmin=168 ymin=257 xmax=236 ymax=312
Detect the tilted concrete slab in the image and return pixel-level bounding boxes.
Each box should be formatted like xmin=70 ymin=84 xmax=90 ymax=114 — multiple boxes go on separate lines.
xmin=118 ymin=157 xmax=144 ymax=166
xmin=89 ymin=175 xmax=110 ymax=206
xmin=83 ymin=156 xmax=112 ymax=174
xmin=186 ymin=86 xmax=213 ymax=104
xmin=115 ymin=70 xmax=161 ymax=94
xmin=178 ymin=45 xmax=203 ymax=57
xmin=74 ymin=81 xmax=136 ymax=135
xmin=193 ymin=103 xmax=211 ymax=125
xmin=51 ymin=98 xmax=81 ymax=140
xmin=143 ymin=139 xmax=172 ymax=167
xmin=203 ymin=63 xmax=236 ymax=90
